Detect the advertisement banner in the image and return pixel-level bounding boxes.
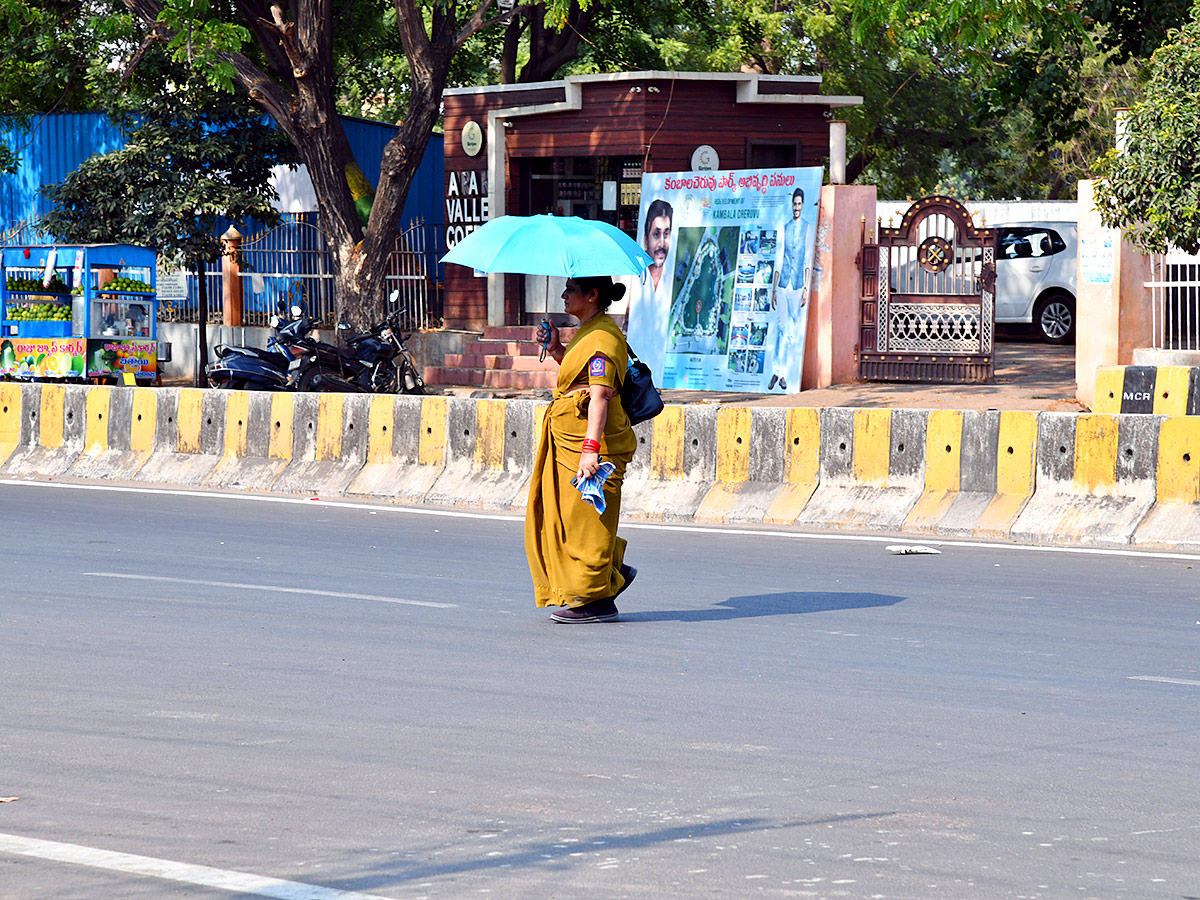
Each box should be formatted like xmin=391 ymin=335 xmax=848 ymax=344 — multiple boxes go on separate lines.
xmin=87 ymin=339 xmax=158 ymax=379
xmin=627 ymin=167 xmax=823 ymax=392
xmin=0 ymin=337 xmax=86 ymax=378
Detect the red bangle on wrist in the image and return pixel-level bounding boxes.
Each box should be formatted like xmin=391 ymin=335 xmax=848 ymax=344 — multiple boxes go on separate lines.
xmin=581 ymin=439 xmax=601 ymax=453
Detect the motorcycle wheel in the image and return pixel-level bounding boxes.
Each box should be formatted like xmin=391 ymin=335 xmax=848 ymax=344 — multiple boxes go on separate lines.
xmin=373 ymin=365 xmax=398 ymax=394
xmin=296 ymin=367 xmax=323 ymax=392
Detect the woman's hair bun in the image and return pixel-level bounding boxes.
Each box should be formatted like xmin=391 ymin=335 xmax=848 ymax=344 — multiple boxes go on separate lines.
xmin=576 ymin=275 xmax=626 ymax=310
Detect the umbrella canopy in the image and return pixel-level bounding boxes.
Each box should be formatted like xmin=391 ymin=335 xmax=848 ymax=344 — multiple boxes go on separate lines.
xmin=440 ymin=214 xmax=653 ymax=277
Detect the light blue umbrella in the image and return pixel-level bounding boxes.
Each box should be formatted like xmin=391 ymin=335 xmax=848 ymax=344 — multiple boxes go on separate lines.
xmin=440 ymin=214 xmax=653 ymax=277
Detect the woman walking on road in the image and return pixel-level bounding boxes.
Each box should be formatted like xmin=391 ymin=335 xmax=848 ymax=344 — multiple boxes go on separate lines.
xmin=525 ymin=275 xmax=638 ymax=623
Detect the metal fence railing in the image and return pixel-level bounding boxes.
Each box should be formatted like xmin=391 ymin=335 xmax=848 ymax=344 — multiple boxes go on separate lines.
xmin=160 ymin=215 xmax=444 ymax=329
xmin=1147 ymin=251 xmax=1200 ymax=351
xmin=5 ymin=213 xmax=445 ymax=330
xmin=232 ymin=214 xmax=334 ymax=326
xmin=384 ymin=220 xmax=444 ymax=331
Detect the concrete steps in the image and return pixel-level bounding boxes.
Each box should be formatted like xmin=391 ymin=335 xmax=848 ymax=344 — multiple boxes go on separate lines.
xmin=424 ymin=324 xmax=577 ymax=390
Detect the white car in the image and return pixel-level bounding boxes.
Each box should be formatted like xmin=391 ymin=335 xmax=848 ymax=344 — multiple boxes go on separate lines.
xmin=994 ymin=222 xmax=1077 ymax=344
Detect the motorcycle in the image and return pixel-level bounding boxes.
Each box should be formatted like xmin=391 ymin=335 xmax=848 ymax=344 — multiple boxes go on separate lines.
xmin=207 ymin=304 xmax=315 ymax=390
xmin=290 ymin=308 xmax=426 ymax=395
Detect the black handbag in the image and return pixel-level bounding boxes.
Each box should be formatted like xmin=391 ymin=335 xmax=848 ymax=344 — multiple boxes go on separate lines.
xmin=620 ymin=345 xmax=665 ymax=425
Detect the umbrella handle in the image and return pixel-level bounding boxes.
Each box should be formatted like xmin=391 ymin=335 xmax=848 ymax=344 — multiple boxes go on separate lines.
xmin=538 ymin=317 xmax=550 ymax=363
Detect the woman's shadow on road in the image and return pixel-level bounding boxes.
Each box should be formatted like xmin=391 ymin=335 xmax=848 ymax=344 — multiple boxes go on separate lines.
xmin=620 ymin=590 xmax=905 ymax=623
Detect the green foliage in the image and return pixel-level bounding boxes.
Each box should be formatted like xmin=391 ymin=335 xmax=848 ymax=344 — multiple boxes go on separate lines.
xmin=40 ymin=46 xmax=298 ymax=266
xmin=1095 ymin=4 xmax=1200 ymax=253
xmin=154 ymin=0 xmax=252 ymax=92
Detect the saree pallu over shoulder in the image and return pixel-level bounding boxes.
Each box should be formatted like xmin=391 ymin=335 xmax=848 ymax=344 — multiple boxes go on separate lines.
xmin=552 ymin=313 xmax=636 ymax=459
xmin=557 ymin=313 xmax=629 ymax=394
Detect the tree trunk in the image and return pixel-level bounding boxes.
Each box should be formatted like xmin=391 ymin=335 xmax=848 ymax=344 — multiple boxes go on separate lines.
xmin=195 ymin=263 xmax=209 ymax=388
xmin=122 ymin=0 xmax=471 ymax=333
xmin=500 ymin=16 xmax=523 ymax=83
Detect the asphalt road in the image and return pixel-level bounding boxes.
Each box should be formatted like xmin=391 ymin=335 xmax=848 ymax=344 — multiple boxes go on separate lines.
xmin=1 ymin=482 xmax=1198 ymax=900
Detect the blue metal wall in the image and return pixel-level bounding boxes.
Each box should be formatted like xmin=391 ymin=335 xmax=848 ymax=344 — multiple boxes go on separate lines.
xmin=0 ymin=113 xmax=127 ymax=226
xmin=341 ymin=116 xmax=444 ymax=228
xmin=1 ymin=112 xmax=444 ymax=230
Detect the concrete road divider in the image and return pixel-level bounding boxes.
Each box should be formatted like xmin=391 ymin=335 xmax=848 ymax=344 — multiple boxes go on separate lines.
xmin=796 ymin=407 xmax=927 ymax=532
xmin=68 ymin=385 xmax=156 ymax=482
xmin=206 ymin=390 xmax=290 ymax=491
xmin=425 ymin=397 xmax=536 ymax=510
xmin=1011 ymin=412 xmax=1159 ymax=546
xmin=1133 ymin=415 xmax=1200 ymax=551
xmin=622 ymin=404 xmax=718 ymax=522
xmin=346 ymin=394 xmax=440 ymax=502
xmin=1 ymin=383 xmax=86 ymax=479
xmin=695 ymin=407 xmax=788 ymax=523
xmin=2 ymin=382 xmax=1199 ymax=552
xmin=904 ymin=409 xmax=1038 ymax=538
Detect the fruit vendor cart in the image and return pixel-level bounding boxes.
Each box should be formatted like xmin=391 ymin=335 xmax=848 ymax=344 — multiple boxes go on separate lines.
xmin=0 ymin=244 xmax=158 ymax=382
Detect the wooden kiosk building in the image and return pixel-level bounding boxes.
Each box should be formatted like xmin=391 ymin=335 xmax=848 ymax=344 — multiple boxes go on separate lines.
xmin=441 ymin=72 xmax=861 ymax=332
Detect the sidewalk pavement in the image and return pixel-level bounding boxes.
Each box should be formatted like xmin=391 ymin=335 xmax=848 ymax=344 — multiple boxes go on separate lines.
xmin=444 ymin=340 xmax=1086 ymax=413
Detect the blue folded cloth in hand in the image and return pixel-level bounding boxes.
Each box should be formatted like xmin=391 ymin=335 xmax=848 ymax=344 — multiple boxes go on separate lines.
xmin=571 ymin=459 xmax=616 ymax=515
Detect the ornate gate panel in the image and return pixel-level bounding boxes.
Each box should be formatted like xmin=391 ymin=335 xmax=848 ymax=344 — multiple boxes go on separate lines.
xmin=859 ymin=196 xmax=997 ymax=383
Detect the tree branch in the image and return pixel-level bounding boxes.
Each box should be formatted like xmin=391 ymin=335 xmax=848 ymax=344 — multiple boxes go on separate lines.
xmin=457 ymin=0 xmax=537 ymax=49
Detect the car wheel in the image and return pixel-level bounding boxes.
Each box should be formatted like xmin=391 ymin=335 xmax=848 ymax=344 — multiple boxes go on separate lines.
xmin=1034 ymin=292 xmax=1075 ymax=344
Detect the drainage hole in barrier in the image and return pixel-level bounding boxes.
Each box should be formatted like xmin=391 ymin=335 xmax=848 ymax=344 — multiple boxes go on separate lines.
xmin=96 ymin=412 xmax=103 ymax=421
xmin=511 ymin=430 xmax=517 ymax=438
xmin=1162 ymin=391 xmax=1170 ymax=399
xmin=464 ymin=429 xmax=470 ymax=437
xmin=1124 ymin=447 xmax=1134 ymax=459
xmin=168 ymin=416 xmax=174 ymax=424
xmin=945 ymin=444 xmax=952 ymax=453
xmin=1185 ymin=452 xmax=1192 ymax=463
xmin=348 ymin=422 xmax=354 ymax=430
xmin=1007 ymin=446 xmax=1015 ymax=455
xmin=274 ymin=420 xmax=281 ymax=429
xmin=1059 ymin=445 xmax=1067 ymax=455
xmin=137 ymin=414 xmax=142 ymax=422
xmin=897 ymin=442 xmax=905 ymax=452
xmin=237 ymin=420 xmax=244 ymax=427
xmin=206 ymin=417 xmax=212 ymax=426
xmin=382 ymin=425 xmax=388 ymax=433
xmin=308 ymin=422 xmax=314 ymax=430
xmin=793 ymin=437 xmax=800 ymax=446
xmin=691 ymin=438 xmax=699 ymax=447
xmin=736 ymin=436 xmax=743 ymax=445
xmin=1109 ymin=391 xmax=1115 ymax=398
xmin=839 ymin=442 xmax=847 ymax=452
xmin=1 ymin=406 xmax=6 ymax=414
xmin=639 ymin=436 xmax=646 ymax=445
xmin=426 ymin=426 xmax=432 ymax=435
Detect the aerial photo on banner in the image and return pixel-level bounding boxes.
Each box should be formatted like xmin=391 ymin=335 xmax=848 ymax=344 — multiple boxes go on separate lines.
xmin=626 ymin=166 xmax=822 ymax=393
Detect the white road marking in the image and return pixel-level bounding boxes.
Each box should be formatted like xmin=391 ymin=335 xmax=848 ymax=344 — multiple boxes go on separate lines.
xmin=1127 ymin=675 xmax=1200 ymax=687
xmin=84 ymin=572 xmax=457 ymax=609
xmin=0 ymin=832 xmax=396 ymax=900
xmin=7 ymin=478 xmax=1200 ymax=562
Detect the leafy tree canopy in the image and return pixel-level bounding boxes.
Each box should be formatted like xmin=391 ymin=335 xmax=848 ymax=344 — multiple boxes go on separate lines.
xmin=40 ymin=44 xmax=298 ymax=268
xmin=1095 ymin=2 xmax=1200 ymax=253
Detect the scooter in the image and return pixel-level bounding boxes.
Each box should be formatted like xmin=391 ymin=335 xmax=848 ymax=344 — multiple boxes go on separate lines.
xmin=206 ymin=305 xmax=314 ymax=390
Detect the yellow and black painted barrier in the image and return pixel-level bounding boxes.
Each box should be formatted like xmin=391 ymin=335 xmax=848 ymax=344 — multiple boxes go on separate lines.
xmin=3 ymin=383 xmax=1200 ymax=552
xmin=1094 ymin=366 xmax=1200 ymax=415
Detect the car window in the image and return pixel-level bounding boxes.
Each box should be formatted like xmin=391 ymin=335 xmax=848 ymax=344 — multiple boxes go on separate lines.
xmin=999 ymin=227 xmax=1067 ymax=260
